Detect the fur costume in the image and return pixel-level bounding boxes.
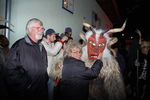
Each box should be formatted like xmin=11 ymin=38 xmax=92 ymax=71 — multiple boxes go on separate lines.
xmin=80 ymin=21 xmax=127 ymax=100
xmin=52 ymin=21 xmax=127 ymax=100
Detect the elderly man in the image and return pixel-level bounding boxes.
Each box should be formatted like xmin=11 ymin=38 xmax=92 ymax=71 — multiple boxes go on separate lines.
xmin=4 ymin=18 xmax=48 ymax=100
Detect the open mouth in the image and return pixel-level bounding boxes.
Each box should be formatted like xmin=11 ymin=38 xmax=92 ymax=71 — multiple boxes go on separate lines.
xmin=89 ymin=55 xmax=98 ymax=59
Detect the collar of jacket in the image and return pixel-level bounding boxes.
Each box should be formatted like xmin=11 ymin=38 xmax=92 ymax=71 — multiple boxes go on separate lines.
xmin=25 ymin=35 xmax=41 ymax=45
xmin=25 ymin=35 xmax=32 ymax=45
xmin=25 ymin=36 xmax=43 ymax=52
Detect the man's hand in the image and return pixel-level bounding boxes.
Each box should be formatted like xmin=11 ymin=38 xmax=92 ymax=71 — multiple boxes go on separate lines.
xmin=61 ymin=36 xmax=68 ymax=42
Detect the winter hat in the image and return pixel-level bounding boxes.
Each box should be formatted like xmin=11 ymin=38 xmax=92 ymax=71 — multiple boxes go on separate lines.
xmin=45 ymin=28 xmax=56 ymax=35
xmin=65 ymin=27 xmax=72 ymax=33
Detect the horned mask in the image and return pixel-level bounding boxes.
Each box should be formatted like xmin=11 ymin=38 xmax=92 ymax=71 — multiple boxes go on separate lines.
xmin=80 ymin=20 xmax=127 ymax=60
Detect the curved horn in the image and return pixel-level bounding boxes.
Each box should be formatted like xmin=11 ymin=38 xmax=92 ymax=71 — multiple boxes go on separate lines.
xmin=107 ymin=37 xmax=118 ymax=57
xmin=107 ymin=20 xmax=127 ymax=34
xmin=83 ymin=22 xmax=96 ymax=34
xmin=83 ymin=22 xmax=92 ymax=28
xmin=107 ymin=37 xmax=118 ymax=48
xmin=135 ymin=29 xmax=142 ymax=44
xmin=79 ymin=32 xmax=87 ymax=47
xmin=79 ymin=32 xmax=87 ymax=42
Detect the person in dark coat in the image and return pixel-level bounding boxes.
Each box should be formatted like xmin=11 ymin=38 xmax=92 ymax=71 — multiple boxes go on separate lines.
xmin=4 ymin=18 xmax=48 ymax=100
xmin=0 ymin=47 xmax=9 ymax=100
xmin=130 ymin=40 xmax=150 ymax=100
xmin=58 ymin=41 xmax=103 ymax=100
xmin=0 ymin=34 xmax=10 ymax=57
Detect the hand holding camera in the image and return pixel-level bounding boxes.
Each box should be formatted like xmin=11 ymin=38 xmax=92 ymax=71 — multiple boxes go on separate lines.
xmin=61 ymin=35 xmax=68 ymax=42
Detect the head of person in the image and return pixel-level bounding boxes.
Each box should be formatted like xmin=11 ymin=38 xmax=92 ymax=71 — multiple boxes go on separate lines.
xmin=0 ymin=35 xmax=9 ymax=48
xmin=65 ymin=27 xmax=72 ymax=37
xmin=45 ymin=28 xmax=57 ymax=43
xmin=26 ymin=18 xmax=45 ymax=42
xmin=140 ymin=40 xmax=150 ymax=55
xmin=64 ymin=41 xmax=82 ymax=60
xmin=55 ymin=33 xmax=61 ymax=41
xmin=0 ymin=35 xmax=9 ymax=56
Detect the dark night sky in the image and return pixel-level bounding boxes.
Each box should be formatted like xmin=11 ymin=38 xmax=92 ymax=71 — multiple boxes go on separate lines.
xmin=116 ymin=0 xmax=149 ymax=40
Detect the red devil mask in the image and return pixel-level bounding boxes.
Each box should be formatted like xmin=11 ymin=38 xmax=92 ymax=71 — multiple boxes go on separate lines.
xmin=87 ymin=33 xmax=106 ymax=60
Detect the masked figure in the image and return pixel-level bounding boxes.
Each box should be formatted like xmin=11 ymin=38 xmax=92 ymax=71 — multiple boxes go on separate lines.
xmin=80 ymin=21 xmax=127 ymax=100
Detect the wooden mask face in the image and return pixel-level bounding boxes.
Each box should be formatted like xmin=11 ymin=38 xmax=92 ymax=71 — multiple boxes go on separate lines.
xmin=87 ymin=33 xmax=106 ymax=60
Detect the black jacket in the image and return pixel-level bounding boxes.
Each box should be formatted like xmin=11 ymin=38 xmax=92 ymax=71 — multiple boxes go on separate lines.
xmin=4 ymin=36 xmax=48 ymax=100
xmin=59 ymin=57 xmax=103 ymax=100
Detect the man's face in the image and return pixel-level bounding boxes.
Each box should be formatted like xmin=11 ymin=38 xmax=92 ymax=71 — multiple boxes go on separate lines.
xmin=47 ymin=34 xmax=56 ymax=43
xmin=141 ymin=41 xmax=150 ymax=55
xmin=30 ymin=22 xmax=45 ymax=41
xmin=65 ymin=32 xmax=72 ymax=37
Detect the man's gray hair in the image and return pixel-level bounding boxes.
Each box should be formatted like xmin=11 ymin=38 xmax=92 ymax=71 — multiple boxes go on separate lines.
xmin=26 ymin=18 xmax=43 ymax=33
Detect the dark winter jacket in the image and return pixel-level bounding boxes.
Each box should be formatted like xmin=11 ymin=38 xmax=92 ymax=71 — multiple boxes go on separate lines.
xmin=59 ymin=57 xmax=103 ymax=100
xmin=4 ymin=36 xmax=48 ymax=100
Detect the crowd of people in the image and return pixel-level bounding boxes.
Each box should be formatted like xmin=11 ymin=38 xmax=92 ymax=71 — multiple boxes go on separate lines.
xmin=0 ymin=18 xmax=150 ymax=100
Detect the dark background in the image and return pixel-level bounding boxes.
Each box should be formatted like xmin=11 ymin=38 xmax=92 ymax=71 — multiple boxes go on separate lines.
xmin=96 ymin=0 xmax=149 ymax=40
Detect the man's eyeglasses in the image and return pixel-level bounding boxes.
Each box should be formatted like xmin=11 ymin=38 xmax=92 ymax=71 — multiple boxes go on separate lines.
xmin=32 ymin=27 xmax=45 ymax=31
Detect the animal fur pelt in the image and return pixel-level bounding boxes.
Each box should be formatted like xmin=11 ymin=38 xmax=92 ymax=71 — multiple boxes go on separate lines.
xmin=80 ymin=21 xmax=127 ymax=100
xmin=52 ymin=27 xmax=127 ymax=100
xmin=83 ymin=56 xmax=126 ymax=100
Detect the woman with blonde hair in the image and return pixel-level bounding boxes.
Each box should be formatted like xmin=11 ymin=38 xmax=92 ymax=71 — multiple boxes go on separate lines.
xmin=58 ymin=41 xmax=103 ymax=100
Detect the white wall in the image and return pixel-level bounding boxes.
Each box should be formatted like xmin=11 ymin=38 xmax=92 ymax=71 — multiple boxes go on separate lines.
xmin=0 ymin=0 xmax=5 ymax=20
xmin=0 ymin=0 xmax=6 ymax=34
xmin=9 ymin=0 xmax=112 ymax=46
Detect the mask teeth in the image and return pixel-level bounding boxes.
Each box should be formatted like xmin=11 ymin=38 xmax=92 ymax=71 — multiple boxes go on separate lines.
xmin=90 ymin=55 xmax=98 ymax=58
